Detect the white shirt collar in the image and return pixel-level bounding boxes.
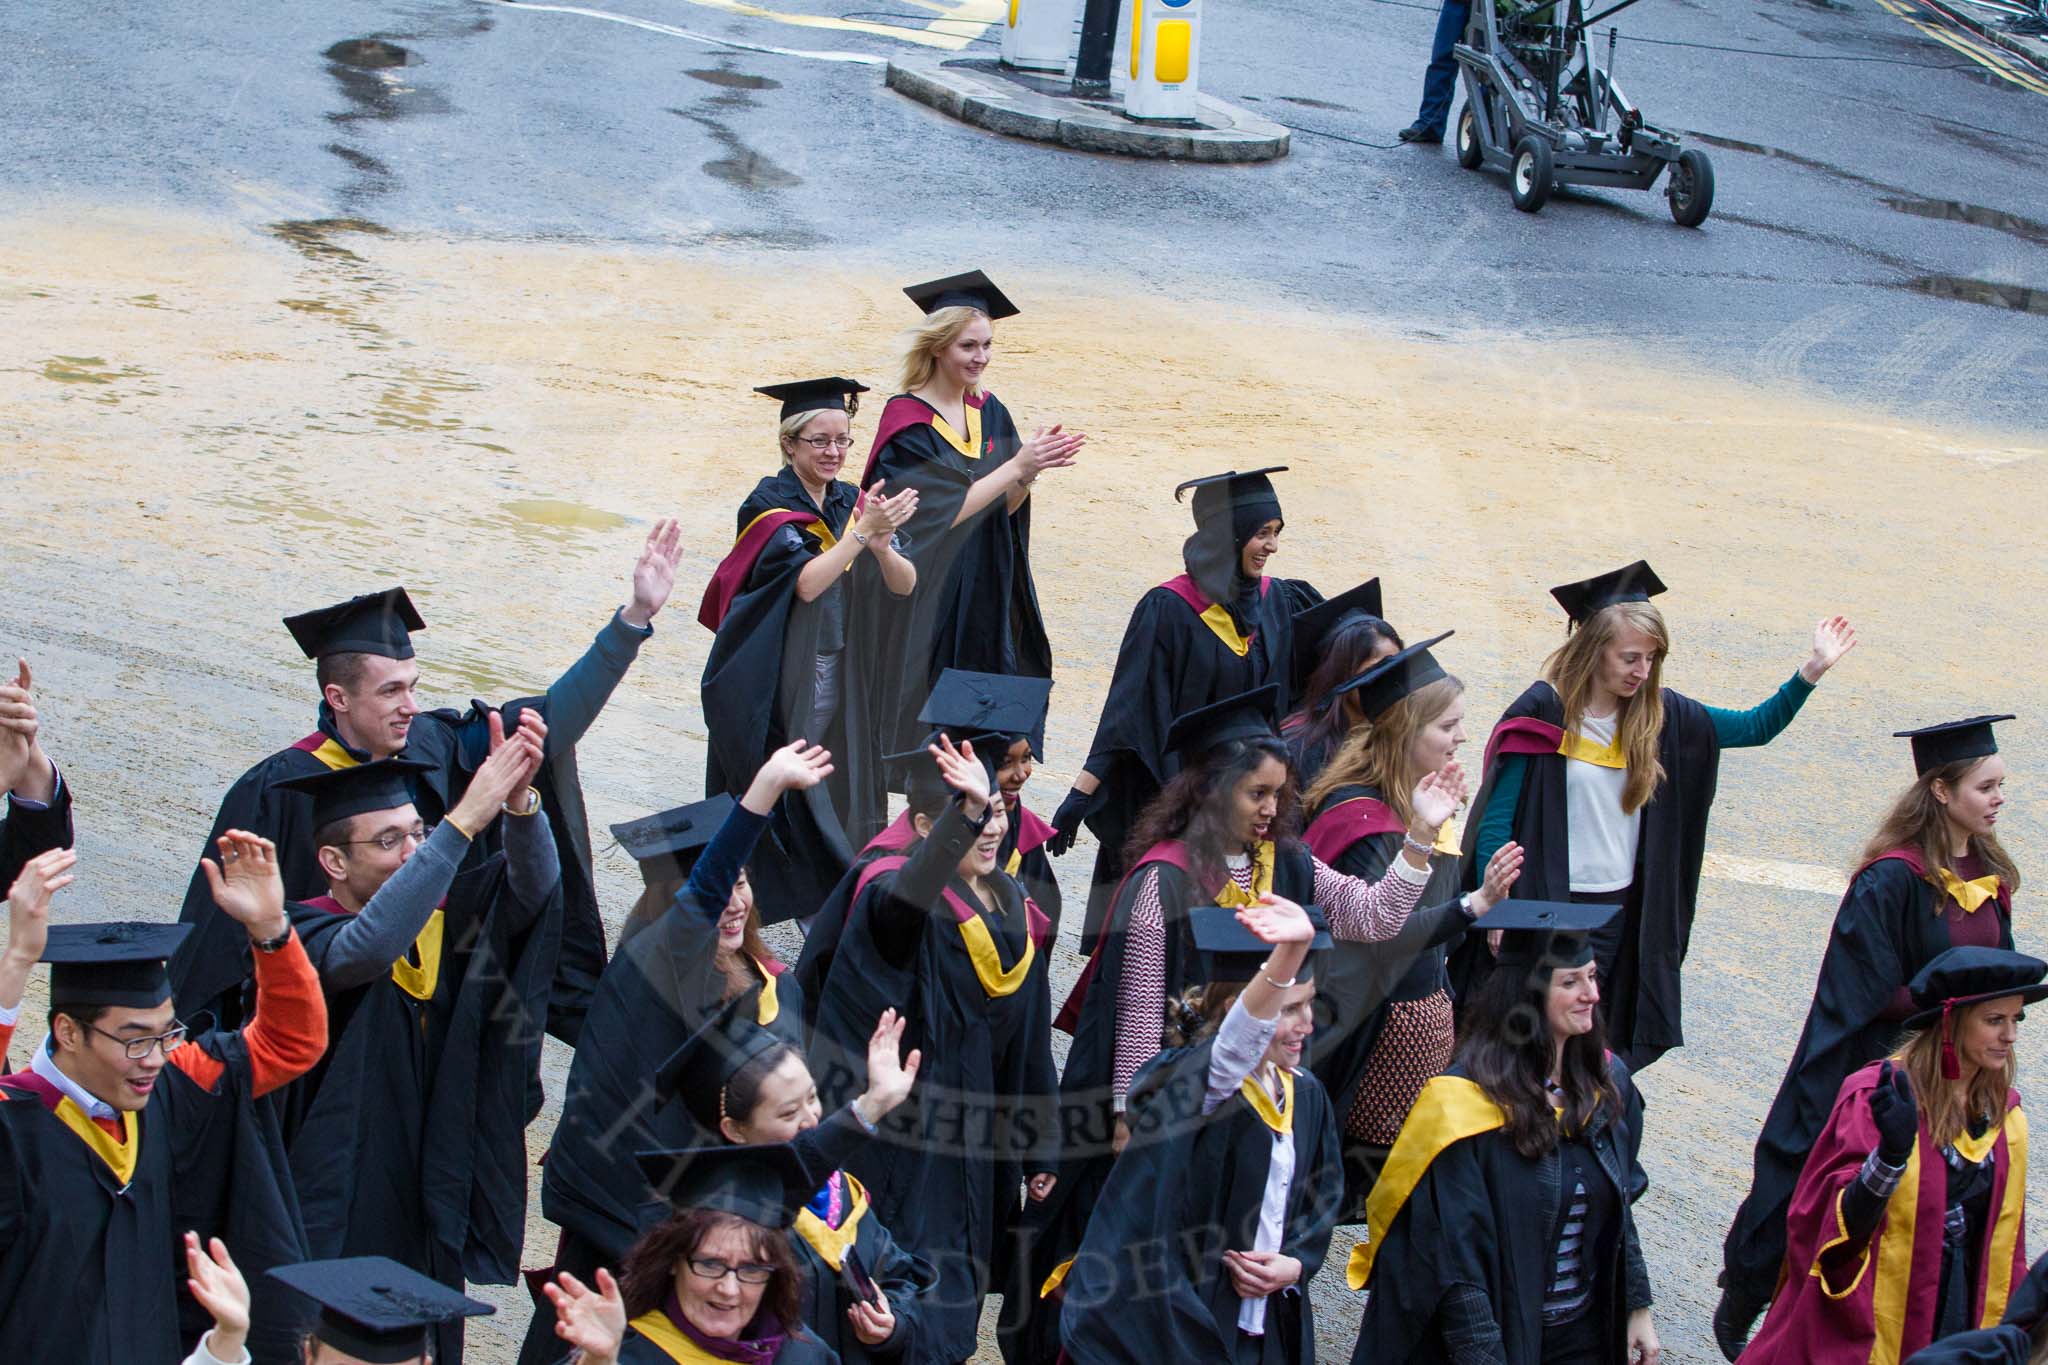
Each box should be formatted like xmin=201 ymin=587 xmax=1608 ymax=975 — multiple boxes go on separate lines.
xmin=31 ymin=1033 xmax=119 ymax=1121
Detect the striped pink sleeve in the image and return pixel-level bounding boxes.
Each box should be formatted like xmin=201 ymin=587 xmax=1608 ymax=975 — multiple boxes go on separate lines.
xmin=1313 ymin=853 xmax=1427 ymax=943
xmin=1113 ymin=866 xmax=1169 ymax=1106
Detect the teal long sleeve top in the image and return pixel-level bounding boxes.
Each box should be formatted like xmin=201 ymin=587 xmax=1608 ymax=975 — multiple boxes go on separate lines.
xmin=1473 ymin=671 xmax=1816 ymax=869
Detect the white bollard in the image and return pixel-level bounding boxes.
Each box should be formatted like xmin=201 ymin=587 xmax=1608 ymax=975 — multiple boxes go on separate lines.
xmin=1000 ymin=0 xmax=1080 ymax=71
xmin=1123 ymin=0 xmax=1201 ymax=121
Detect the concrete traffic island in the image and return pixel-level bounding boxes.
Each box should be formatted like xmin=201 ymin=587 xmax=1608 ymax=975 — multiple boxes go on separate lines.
xmin=886 ymin=56 xmax=1290 ymax=162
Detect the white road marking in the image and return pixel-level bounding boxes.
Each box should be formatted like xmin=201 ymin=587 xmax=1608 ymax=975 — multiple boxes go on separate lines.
xmin=490 ymin=0 xmax=891 ymax=61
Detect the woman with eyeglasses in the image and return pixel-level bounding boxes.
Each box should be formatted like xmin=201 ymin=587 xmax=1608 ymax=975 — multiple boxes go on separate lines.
xmin=701 ymin=376 xmax=920 ymax=900
xmin=546 ymin=1145 xmax=842 ymax=1365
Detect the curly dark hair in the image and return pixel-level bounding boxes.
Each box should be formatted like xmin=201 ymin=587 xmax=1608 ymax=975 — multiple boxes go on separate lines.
xmin=618 ymin=1208 xmax=805 ymax=1331
xmin=1123 ymin=735 xmax=1299 ymax=891
xmin=1455 ymin=958 xmax=1619 ymax=1159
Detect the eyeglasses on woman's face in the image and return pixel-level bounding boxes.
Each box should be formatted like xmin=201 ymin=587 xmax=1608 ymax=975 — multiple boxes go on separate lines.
xmin=796 ymin=434 xmax=857 ymax=452
xmin=686 ymin=1257 xmax=776 ymax=1285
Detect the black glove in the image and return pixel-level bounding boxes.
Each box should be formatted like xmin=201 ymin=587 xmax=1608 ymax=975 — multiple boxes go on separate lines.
xmin=1047 ymin=785 xmax=1103 ymax=857
xmin=1869 ymin=1059 xmax=1919 ymax=1163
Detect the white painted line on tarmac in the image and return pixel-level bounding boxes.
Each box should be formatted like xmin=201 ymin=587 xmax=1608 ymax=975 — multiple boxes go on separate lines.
xmin=490 ymin=0 xmax=893 ymax=61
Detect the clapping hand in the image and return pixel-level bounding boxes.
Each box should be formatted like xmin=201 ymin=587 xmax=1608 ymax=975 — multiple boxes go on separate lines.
xmin=1467 ymin=841 xmax=1525 ymax=917
xmin=0 ymin=659 xmax=50 ymax=800
xmin=3 ymin=847 xmax=72 ymax=1014
xmin=546 ymin=1267 xmax=626 ymax=1365
xmin=1016 ymin=424 xmax=1084 ymax=481
xmin=450 ymin=710 xmax=547 ymax=833
xmin=1234 ymin=892 xmax=1316 ymax=946
xmin=855 ymin=481 xmax=919 ymax=542
xmin=623 ymin=518 xmax=683 ymax=628
xmin=1801 ymin=616 xmax=1857 ymax=683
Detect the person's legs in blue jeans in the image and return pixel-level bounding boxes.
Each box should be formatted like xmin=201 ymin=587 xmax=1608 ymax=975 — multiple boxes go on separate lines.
xmin=1400 ymin=0 xmax=1470 ymax=140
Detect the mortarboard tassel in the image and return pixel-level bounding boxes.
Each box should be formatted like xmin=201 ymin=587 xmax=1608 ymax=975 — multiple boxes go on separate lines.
xmin=1941 ymin=1001 xmax=1962 ymax=1080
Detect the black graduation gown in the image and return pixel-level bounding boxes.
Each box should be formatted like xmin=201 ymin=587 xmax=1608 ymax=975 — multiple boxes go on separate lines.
xmin=171 ymin=692 xmax=605 ymax=1044
xmin=702 ymin=471 xmax=863 ymax=905
xmin=844 ymin=393 xmax=1049 ymax=811
xmin=1350 ymin=1060 xmax=1650 ymax=1365
xmin=803 ymin=804 xmax=1060 ymax=1364
xmin=1058 ymin=1038 xmax=1344 ymax=1365
xmin=1453 ymin=679 xmax=1721 ymax=1067
xmin=540 ymin=889 xmax=807 ymax=1267
xmin=280 ymin=852 xmax=555 ymax=1364
xmin=1072 ymin=576 xmax=1307 ymax=951
xmin=0 ymin=1031 xmax=306 ymax=1365
xmin=1721 ymin=853 xmax=2016 ymax=1303
xmin=0 ymin=778 xmax=73 ymax=904
xmin=1001 ymin=799 xmax=1063 ymax=938
xmin=1006 ymin=841 xmax=1317 ymax=1365
xmin=789 ymin=1171 xmax=941 ymax=1364
xmin=1300 ymin=784 xmax=1469 ymax=1213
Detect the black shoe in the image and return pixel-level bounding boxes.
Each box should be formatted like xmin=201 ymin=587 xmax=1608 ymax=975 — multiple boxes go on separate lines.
xmin=1712 ymin=1284 xmax=1763 ymax=1362
xmin=1397 ymin=123 xmax=1443 ymax=144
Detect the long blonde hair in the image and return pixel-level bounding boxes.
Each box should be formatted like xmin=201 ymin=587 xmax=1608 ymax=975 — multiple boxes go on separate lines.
xmin=1304 ymin=676 xmax=1465 ymax=828
xmin=895 ymin=305 xmax=986 ymax=395
xmin=1891 ymin=1001 xmax=2018 ymax=1151
xmin=1543 ymin=600 xmax=1669 ymax=813
xmin=1858 ymin=758 xmax=2021 ymax=894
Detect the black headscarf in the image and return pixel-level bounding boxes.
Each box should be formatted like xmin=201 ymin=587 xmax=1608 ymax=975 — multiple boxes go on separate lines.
xmin=1181 ymin=476 xmax=1283 ymax=632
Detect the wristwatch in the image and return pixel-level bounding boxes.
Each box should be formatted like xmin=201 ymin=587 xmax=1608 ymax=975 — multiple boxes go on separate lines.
xmin=253 ymin=926 xmax=293 ymax=954
xmin=1457 ymin=893 xmax=1479 ymax=922
xmin=503 ymin=786 xmax=543 ymax=818
xmin=851 ymin=528 xmax=870 ymax=547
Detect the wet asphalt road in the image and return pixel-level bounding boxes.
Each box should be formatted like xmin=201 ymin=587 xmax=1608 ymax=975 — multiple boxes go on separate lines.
xmin=6 ymin=0 xmax=2046 ymax=432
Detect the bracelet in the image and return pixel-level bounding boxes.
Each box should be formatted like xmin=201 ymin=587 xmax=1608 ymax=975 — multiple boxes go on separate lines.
xmin=1403 ymin=833 xmax=1435 ymax=858
xmin=444 ymin=812 xmax=478 ymax=841
xmin=1262 ymin=964 xmax=1298 ymax=989
xmin=503 ymin=787 xmax=542 ymax=818
xmin=852 ymin=528 xmax=870 ymax=547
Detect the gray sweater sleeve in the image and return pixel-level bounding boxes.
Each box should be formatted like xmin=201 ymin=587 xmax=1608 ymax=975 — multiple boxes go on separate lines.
xmin=314 ymin=823 xmax=468 ymax=991
xmin=543 ymin=610 xmax=653 ymax=756
xmin=502 ymin=803 xmax=560 ymax=930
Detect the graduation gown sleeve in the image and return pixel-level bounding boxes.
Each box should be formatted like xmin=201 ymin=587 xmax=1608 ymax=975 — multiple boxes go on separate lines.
xmin=0 ymin=777 xmax=72 ymax=905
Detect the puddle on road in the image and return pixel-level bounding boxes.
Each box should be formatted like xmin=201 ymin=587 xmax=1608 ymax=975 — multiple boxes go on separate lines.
xmin=671 ymin=111 xmax=803 ymax=191
xmin=686 ymin=68 xmax=781 ymax=90
xmin=503 ymin=498 xmax=632 ymax=533
xmin=1899 ymin=274 xmax=2048 ymax=314
xmin=1880 ymin=195 xmax=2048 ymax=247
xmin=1280 ymin=95 xmax=1356 ymax=112
xmin=269 ymin=217 xmax=393 ymax=264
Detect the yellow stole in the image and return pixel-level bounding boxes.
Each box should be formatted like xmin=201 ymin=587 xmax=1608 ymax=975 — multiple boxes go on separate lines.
xmin=930 ymin=403 xmax=984 ymax=459
xmin=1937 ymin=868 xmax=2002 ymax=915
xmin=1005 ymin=848 xmax=1024 ymax=876
xmin=957 ymin=910 xmax=1035 ymax=998
xmin=735 ymin=506 xmax=836 ymax=554
xmin=1213 ymin=842 xmax=1277 ymax=910
xmin=794 ymin=1173 xmax=870 ymax=1270
xmin=54 ymin=1099 xmax=140 ymax=1186
xmin=1349 ymin=1076 xmax=1508 ymax=1289
xmin=389 ymin=909 xmax=445 ymax=1002
xmin=305 ymin=737 xmax=358 ymax=772
xmin=750 ymin=957 xmax=781 ymax=1026
xmin=1195 ymin=602 xmax=1254 ymax=657
xmin=625 ymin=1310 xmax=731 ymax=1364
xmin=1557 ymin=729 xmax=1627 ymax=768
xmin=1239 ymin=1068 xmax=1294 ymax=1135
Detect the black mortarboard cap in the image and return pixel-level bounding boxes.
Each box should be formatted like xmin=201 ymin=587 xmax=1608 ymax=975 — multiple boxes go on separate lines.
xmin=269 ymin=1257 xmax=492 ymax=1365
xmin=612 ymin=795 xmax=739 ymax=885
xmin=654 ymin=988 xmax=786 ymax=1134
xmin=1903 ymin=946 xmax=2048 ymax=1029
xmin=1188 ymin=902 xmax=1332 ymax=983
xmin=42 ymin=922 xmax=192 ymax=1011
xmin=1548 ymin=561 xmax=1667 ymax=625
xmin=1291 ymin=578 xmax=1386 ymax=686
xmin=271 ymin=757 xmax=434 ymax=832
xmin=1333 ymin=631 xmax=1455 ymax=721
xmin=903 ymin=269 xmax=1019 ymax=320
xmin=1894 ymin=715 xmax=2013 ymax=778
xmin=1173 ymin=467 xmax=1288 ymax=537
xmin=754 ymin=377 xmax=870 ymax=421
xmin=1487 ymin=900 xmax=1621 ymax=970
xmin=919 ymin=669 xmax=1053 ymax=757
xmin=637 ymin=1143 xmax=814 ymax=1229
xmin=283 ymin=588 xmax=425 ymax=661
xmin=1164 ymin=684 xmax=1282 ymax=764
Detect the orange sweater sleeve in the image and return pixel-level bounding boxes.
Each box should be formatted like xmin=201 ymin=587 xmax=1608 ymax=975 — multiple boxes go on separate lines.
xmin=0 ymin=1019 xmax=13 ymax=1072
xmin=168 ymin=929 xmax=329 ymax=1096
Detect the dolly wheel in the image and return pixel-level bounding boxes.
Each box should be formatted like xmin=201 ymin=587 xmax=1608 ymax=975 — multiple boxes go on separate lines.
xmin=1457 ymin=106 xmax=1484 ymax=170
xmin=1510 ymin=136 xmax=1552 ymax=212
xmin=1668 ymin=146 xmax=1714 ymax=226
